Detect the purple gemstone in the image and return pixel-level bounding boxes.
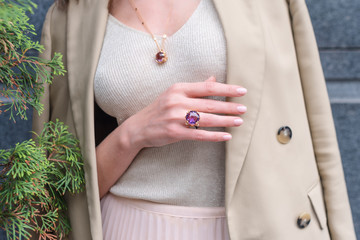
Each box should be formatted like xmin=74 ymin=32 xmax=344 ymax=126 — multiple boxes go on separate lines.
xmin=155 ymin=51 xmax=167 ymax=64
xmin=185 ymin=111 xmax=200 ymax=125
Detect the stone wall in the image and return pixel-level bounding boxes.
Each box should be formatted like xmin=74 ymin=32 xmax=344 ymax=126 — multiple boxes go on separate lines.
xmin=1 ymin=0 xmax=359 ymax=238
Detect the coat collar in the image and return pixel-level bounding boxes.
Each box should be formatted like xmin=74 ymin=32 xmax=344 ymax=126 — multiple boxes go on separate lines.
xmin=66 ymin=0 xmax=109 ymax=141
xmin=66 ymin=0 xmax=265 ymax=208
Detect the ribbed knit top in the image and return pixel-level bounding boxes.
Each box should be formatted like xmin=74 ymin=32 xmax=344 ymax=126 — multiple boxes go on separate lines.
xmin=94 ymin=0 xmax=227 ymax=207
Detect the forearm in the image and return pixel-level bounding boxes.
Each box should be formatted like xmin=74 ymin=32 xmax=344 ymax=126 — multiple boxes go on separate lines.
xmin=96 ymin=119 xmax=142 ymax=198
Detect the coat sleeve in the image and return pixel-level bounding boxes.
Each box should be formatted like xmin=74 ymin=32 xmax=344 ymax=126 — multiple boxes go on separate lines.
xmin=31 ymin=4 xmax=56 ymax=135
xmin=288 ymin=1 xmax=356 ymax=239
xmin=32 ymin=5 xmax=95 ymax=240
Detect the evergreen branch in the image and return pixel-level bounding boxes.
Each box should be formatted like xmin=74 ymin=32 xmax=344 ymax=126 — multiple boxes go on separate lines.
xmin=0 ymin=0 xmax=66 ymax=121
xmin=0 ymin=120 xmax=85 ymax=239
xmin=0 ymin=1 xmax=84 ymax=239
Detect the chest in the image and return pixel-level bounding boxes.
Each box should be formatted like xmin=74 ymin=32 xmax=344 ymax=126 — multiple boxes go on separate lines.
xmin=110 ymin=0 xmax=202 ymax=37
xmin=94 ymin=0 xmax=227 ymax=123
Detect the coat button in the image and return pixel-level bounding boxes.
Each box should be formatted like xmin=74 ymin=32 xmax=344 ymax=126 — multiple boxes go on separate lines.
xmin=297 ymin=212 xmax=311 ymax=229
xmin=277 ymin=126 xmax=292 ymax=144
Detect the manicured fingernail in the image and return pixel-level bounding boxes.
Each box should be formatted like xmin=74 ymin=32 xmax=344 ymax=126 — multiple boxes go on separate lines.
xmin=234 ymin=118 xmax=243 ymax=126
xmin=223 ymin=134 xmax=232 ymax=140
xmin=237 ymin=88 xmax=247 ymax=95
xmin=237 ymin=106 xmax=247 ymax=113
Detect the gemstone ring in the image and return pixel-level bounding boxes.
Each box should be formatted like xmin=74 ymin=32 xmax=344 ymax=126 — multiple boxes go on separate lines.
xmin=185 ymin=110 xmax=200 ymax=129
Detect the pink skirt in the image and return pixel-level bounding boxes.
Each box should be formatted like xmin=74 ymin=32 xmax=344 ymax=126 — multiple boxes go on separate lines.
xmin=101 ymin=194 xmax=230 ymax=240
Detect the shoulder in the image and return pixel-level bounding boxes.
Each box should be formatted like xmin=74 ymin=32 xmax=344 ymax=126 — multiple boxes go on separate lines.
xmin=40 ymin=2 xmax=68 ymax=58
xmin=42 ymin=0 xmax=108 ymax=36
xmin=41 ymin=3 xmax=66 ymax=42
xmin=254 ymin=0 xmax=309 ymax=17
xmin=43 ymin=2 xmax=66 ymax=29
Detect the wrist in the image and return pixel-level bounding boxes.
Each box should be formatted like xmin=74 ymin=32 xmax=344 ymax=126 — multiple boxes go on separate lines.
xmin=116 ymin=116 xmax=145 ymax=154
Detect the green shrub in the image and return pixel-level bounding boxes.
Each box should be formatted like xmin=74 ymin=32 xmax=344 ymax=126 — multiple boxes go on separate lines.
xmin=0 ymin=1 xmax=85 ymax=239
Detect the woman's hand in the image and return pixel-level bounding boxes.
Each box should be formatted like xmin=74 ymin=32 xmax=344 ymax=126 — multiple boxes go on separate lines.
xmin=96 ymin=76 xmax=247 ymax=197
xmin=122 ymin=76 xmax=247 ymax=150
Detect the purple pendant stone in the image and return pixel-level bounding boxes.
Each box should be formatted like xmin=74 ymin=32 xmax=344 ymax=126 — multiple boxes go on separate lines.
xmin=155 ymin=51 xmax=167 ymax=64
xmin=185 ymin=111 xmax=200 ymax=125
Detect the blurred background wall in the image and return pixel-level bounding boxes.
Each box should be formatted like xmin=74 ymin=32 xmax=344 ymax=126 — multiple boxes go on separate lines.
xmin=0 ymin=0 xmax=359 ymax=238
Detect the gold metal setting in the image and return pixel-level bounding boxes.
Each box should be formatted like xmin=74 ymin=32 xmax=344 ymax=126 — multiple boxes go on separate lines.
xmin=128 ymin=0 xmax=169 ymax=64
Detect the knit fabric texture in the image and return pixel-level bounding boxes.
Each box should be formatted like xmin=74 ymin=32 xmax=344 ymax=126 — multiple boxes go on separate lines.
xmin=94 ymin=0 xmax=227 ymax=207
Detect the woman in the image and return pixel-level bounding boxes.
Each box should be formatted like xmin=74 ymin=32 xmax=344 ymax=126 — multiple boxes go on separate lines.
xmin=33 ymin=0 xmax=356 ymax=239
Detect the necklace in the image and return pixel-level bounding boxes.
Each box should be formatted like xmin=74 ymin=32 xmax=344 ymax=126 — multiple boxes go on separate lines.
xmin=128 ymin=0 xmax=169 ymax=64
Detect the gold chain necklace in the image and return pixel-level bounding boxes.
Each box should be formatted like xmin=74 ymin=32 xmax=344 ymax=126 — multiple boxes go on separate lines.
xmin=128 ymin=0 xmax=169 ymax=64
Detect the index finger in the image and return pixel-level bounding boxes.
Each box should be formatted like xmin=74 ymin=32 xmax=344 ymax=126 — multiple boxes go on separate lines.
xmin=175 ymin=81 xmax=247 ymax=98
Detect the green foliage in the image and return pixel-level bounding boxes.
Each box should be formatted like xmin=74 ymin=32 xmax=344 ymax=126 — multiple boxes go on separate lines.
xmin=0 ymin=120 xmax=85 ymax=240
xmin=0 ymin=1 xmax=85 ymax=239
xmin=0 ymin=0 xmax=66 ymax=121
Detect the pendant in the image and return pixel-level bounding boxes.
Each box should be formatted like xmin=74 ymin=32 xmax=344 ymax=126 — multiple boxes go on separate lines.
xmin=155 ymin=51 xmax=167 ymax=64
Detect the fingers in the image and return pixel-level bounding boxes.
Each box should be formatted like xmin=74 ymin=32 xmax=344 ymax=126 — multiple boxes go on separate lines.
xmin=204 ymin=76 xmax=217 ymax=83
xmin=186 ymin=98 xmax=247 ymax=115
xmin=179 ymin=128 xmax=232 ymax=142
xmin=136 ymin=77 xmax=248 ymax=146
xmin=170 ymin=80 xmax=247 ymax=98
xmin=175 ymin=112 xmax=243 ymax=142
xmin=196 ymin=113 xmax=243 ymax=127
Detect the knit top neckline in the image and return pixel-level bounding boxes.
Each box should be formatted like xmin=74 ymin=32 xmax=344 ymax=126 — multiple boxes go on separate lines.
xmin=108 ymin=0 xmax=204 ymax=39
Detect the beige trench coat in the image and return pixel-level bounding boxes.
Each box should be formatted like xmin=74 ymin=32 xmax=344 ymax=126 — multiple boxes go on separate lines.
xmin=32 ymin=0 xmax=356 ymax=239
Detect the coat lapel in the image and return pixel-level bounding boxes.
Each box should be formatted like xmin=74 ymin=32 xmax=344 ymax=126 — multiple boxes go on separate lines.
xmin=67 ymin=0 xmax=109 ymax=142
xmin=66 ymin=0 xmax=109 ymax=237
xmin=212 ymin=0 xmax=265 ymax=206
